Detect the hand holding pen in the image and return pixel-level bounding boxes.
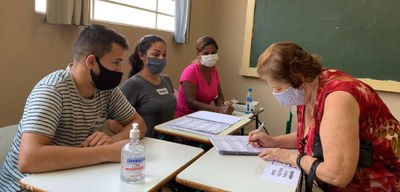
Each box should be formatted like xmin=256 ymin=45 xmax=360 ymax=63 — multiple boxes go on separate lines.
xmin=247 ymin=122 xmax=265 ymax=146
xmin=248 ymin=122 xmax=274 ymax=148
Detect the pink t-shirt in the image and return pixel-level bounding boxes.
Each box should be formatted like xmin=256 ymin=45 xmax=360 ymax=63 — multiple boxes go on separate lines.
xmin=176 ymin=62 xmax=220 ymax=117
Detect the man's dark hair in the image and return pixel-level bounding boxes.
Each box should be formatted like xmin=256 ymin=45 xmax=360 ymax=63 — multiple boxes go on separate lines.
xmin=73 ymin=24 xmax=129 ymax=61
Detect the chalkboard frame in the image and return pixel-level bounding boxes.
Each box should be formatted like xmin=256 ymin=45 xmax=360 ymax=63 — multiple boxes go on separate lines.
xmin=239 ymin=0 xmax=400 ymax=93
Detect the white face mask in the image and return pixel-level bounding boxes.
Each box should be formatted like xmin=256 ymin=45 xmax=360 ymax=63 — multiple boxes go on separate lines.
xmin=272 ymin=86 xmax=305 ymax=106
xmin=200 ymin=54 xmax=219 ymax=67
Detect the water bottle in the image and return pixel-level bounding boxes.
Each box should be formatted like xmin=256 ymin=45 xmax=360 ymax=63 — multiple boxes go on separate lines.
xmin=245 ymin=88 xmax=253 ymax=114
xmin=121 ymin=123 xmax=146 ymax=184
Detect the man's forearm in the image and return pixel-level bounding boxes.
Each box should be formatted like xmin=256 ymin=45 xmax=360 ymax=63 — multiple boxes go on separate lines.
xmin=18 ymin=144 xmax=114 ymax=173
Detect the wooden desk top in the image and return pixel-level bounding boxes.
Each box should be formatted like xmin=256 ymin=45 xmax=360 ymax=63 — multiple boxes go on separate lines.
xmin=20 ymin=138 xmax=204 ymax=192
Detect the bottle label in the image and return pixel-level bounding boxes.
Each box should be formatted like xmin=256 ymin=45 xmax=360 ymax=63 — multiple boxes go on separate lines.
xmin=245 ymin=94 xmax=253 ymax=114
xmin=246 ymin=96 xmax=253 ymax=102
xmin=245 ymin=103 xmax=251 ymax=114
xmin=123 ymin=157 xmax=145 ymax=175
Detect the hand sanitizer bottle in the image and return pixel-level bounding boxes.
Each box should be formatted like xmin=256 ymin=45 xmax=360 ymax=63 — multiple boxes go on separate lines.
xmin=120 ymin=123 xmax=145 ymax=184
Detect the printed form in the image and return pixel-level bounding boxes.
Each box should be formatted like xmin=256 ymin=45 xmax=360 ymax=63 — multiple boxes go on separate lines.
xmin=167 ymin=111 xmax=242 ymax=135
xmin=260 ymin=160 xmax=301 ymax=187
xmin=209 ymin=135 xmax=261 ymax=155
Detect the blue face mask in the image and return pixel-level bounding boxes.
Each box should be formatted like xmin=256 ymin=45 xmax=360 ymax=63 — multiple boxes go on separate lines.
xmin=146 ymin=57 xmax=166 ymax=74
xmin=272 ymin=86 xmax=305 ymax=106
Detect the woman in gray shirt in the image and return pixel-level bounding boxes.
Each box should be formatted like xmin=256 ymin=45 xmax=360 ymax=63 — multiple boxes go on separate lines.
xmin=120 ymin=35 xmax=176 ymax=137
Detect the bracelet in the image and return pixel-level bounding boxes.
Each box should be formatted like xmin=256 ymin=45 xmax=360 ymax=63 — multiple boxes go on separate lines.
xmin=296 ymin=153 xmax=306 ymax=170
xmin=306 ymin=159 xmax=323 ymax=189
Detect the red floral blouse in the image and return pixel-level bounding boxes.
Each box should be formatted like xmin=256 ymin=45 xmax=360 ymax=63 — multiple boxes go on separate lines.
xmin=296 ymin=69 xmax=400 ymax=192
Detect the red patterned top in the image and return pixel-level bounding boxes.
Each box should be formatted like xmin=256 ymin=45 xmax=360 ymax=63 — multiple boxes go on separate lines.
xmin=297 ymin=69 xmax=400 ymax=192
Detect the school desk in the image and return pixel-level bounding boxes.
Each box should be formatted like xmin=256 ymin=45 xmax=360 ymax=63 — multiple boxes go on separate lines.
xmin=176 ymin=147 xmax=299 ymax=192
xmin=20 ymin=138 xmax=204 ymax=192
xmin=153 ymin=108 xmax=264 ymax=144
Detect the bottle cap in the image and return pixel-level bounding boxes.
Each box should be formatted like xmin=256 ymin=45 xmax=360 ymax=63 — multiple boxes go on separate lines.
xmin=130 ymin=123 xmax=140 ymax=139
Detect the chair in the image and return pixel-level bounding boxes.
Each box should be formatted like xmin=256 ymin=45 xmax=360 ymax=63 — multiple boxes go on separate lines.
xmin=0 ymin=124 xmax=18 ymax=165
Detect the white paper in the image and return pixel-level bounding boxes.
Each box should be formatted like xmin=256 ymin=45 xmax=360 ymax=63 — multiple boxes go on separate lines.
xmin=166 ymin=111 xmax=243 ymax=135
xmin=209 ymin=135 xmax=261 ymax=155
xmin=167 ymin=116 xmax=228 ymax=134
xmin=187 ymin=111 xmax=242 ymax=125
xmin=260 ymin=160 xmax=301 ymax=187
xmin=166 ymin=124 xmax=215 ymax=136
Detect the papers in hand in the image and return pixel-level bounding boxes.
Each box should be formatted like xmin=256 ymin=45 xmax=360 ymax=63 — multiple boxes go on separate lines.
xmin=209 ymin=135 xmax=262 ymax=155
xmin=166 ymin=111 xmax=243 ymax=136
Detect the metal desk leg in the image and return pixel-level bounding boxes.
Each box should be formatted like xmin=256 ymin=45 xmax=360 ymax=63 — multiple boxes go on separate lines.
xmin=255 ymin=114 xmax=259 ymax=129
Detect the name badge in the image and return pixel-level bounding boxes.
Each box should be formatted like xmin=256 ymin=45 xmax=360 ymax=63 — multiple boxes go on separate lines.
xmin=156 ymin=88 xmax=169 ymax=95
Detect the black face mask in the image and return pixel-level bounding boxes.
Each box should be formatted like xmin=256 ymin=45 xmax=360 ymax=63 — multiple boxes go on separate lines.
xmin=90 ymin=56 xmax=123 ymax=90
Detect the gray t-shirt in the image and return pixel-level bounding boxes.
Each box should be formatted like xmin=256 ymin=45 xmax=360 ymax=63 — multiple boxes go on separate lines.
xmin=121 ymin=74 xmax=177 ymax=137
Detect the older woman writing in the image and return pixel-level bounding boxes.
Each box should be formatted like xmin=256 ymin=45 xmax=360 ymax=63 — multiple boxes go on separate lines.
xmin=249 ymin=41 xmax=400 ymax=191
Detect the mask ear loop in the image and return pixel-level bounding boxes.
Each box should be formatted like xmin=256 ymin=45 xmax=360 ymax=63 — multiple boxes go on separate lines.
xmin=91 ymin=55 xmax=103 ymax=74
xmin=85 ymin=54 xmax=97 ymax=69
xmin=94 ymin=55 xmax=101 ymax=66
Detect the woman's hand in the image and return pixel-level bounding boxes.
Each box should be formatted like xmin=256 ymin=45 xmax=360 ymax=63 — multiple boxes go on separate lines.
xmin=248 ymin=131 xmax=276 ymax=148
xmin=216 ymin=105 xmax=234 ymax=114
xmin=258 ymin=148 xmax=297 ymax=165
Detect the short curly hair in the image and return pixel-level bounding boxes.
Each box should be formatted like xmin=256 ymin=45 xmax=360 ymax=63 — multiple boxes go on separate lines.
xmin=256 ymin=41 xmax=322 ymax=88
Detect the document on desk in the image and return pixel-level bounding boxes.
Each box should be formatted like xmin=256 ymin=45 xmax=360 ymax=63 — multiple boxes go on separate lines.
xmin=260 ymin=160 xmax=301 ymax=187
xmin=166 ymin=111 xmax=243 ymax=136
xmin=209 ymin=135 xmax=262 ymax=155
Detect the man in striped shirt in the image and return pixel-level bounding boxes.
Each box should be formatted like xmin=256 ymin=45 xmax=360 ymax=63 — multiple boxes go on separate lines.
xmin=0 ymin=24 xmax=147 ymax=191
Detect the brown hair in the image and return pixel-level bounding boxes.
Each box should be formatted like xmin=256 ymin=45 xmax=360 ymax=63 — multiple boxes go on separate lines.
xmin=195 ymin=36 xmax=218 ymax=52
xmin=256 ymin=41 xmax=322 ymax=88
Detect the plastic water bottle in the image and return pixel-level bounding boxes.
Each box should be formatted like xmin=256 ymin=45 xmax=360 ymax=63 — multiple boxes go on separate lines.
xmin=245 ymin=88 xmax=253 ymax=114
xmin=121 ymin=123 xmax=146 ymax=183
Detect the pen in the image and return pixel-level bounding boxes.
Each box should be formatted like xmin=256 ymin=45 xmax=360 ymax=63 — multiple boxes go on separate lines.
xmin=247 ymin=121 xmax=265 ymax=146
xmin=250 ymin=109 xmax=269 ymax=135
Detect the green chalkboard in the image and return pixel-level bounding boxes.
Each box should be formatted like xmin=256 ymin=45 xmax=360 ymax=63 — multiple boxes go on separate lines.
xmin=249 ymin=0 xmax=400 ymax=82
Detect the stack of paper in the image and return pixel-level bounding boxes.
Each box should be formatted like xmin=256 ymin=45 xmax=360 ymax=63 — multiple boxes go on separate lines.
xmin=209 ymin=135 xmax=262 ymax=155
xmin=167 ymin=111 xmax=243 ymax=136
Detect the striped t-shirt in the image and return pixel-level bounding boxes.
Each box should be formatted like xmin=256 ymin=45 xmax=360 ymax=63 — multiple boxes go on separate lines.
xmin=0 ymin=64 xmax=135 ymax=191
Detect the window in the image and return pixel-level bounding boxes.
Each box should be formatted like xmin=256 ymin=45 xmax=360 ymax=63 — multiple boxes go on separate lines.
xmin=35 ymin=0 xmax=46 ymax=13
xmin=34 ymin=0 xmax=175 ymax=32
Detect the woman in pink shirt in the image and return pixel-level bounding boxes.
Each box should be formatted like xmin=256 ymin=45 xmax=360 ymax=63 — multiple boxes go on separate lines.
xmin=176 ymin=36 xmax=233 ymax=117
